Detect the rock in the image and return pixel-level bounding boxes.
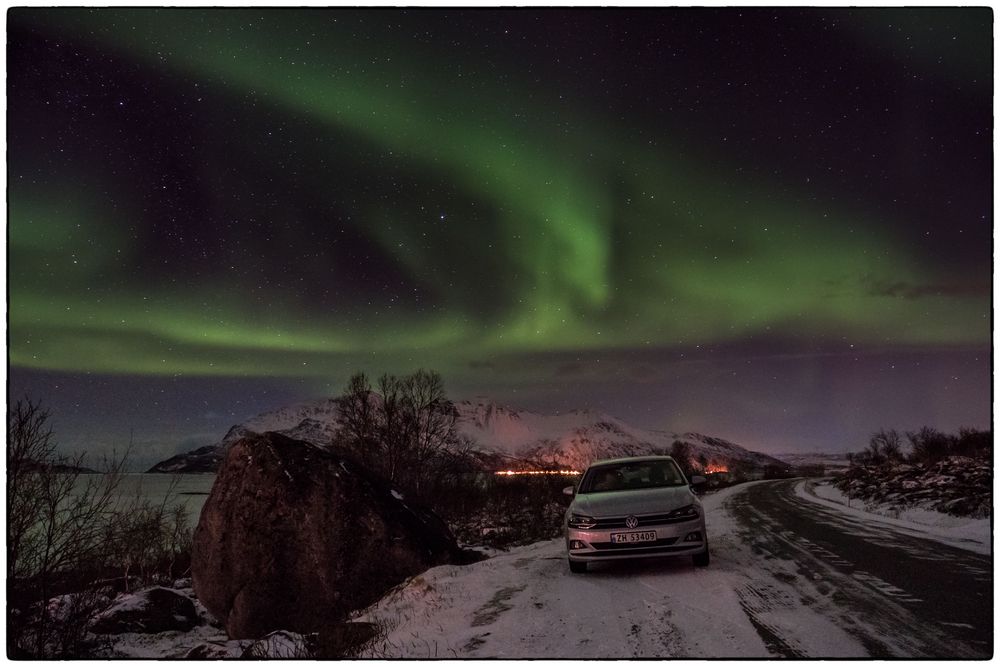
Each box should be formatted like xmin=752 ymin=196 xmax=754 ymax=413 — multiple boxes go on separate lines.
xmin=192 ymin=432 xmax=460 ymax=639
xmin=46 ymin=590 xmax=114 ymax=625
xmin=90 ymin=587 xmax=200 ymax=634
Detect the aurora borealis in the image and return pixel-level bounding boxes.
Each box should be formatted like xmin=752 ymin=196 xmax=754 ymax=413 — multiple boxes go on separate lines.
xmin=7 ymin=8 xmax=991 ymax=466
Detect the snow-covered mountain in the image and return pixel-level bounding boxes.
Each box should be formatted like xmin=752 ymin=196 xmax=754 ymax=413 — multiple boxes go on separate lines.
xmin=148 ymin=397 xmax=786 ymax=473
xmin=454 ymin=400 xmax=786 ymax=471
xmin=147 ymin=399 xmax=340 ymax=473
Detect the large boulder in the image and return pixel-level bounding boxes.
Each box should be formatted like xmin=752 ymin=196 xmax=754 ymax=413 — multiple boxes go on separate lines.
xmin=192 ymin=432 xmax=460 ymax=639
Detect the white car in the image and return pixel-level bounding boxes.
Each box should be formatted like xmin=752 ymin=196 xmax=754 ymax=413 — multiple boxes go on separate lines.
xmin=564 ymin=456 xmax=709 ymax=573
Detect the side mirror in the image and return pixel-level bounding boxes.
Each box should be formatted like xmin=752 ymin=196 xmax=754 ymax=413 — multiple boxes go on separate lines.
xmin=562 ymin=485 xmax=575 ymax=497
xmin=690 ymin=475 xmax=707 ymax=486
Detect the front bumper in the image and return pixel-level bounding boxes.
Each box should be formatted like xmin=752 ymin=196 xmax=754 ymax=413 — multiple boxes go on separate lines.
xmin=566 ymin=517 xmax=707 ymax=562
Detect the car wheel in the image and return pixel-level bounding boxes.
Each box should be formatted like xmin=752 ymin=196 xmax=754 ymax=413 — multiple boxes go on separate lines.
xmin=569 ymin=559 xmax=587 ymax=573
xmin=692 ymin=545 xmax=710 ymax=567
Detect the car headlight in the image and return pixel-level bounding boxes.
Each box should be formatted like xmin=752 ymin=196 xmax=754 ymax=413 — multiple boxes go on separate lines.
xmin=568 ymin=514 xmax=597 ymax=529
xmin=667 ymin=504 xmax=699 ymax=520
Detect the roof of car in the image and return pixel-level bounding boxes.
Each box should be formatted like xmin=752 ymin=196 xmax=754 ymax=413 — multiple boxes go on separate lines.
xmin=588 ymin=455 xmax=677 ymax=467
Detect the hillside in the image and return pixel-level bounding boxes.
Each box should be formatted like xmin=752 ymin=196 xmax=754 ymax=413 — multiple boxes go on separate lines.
xmin=148 ymin=398 xmax=786 ymax=473
xmin=773 ymin=451 xmax=850 ymax=473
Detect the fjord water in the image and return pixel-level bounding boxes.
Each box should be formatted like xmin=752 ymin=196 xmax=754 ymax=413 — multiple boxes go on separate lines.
xmin=75 ymin=473 xmax=217 ymax=520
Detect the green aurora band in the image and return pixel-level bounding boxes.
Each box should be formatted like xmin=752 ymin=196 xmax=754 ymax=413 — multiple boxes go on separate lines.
xmin=9 ymin=9 xmax=989 ymax=379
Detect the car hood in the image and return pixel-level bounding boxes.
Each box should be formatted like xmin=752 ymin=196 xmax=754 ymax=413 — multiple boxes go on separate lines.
xmin=570 ymin=486 xmax=698 ymax=517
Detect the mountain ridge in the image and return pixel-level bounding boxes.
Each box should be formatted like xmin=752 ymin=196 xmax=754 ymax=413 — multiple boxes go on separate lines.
xmin=148 ymin=397 xmax=788 ymax=473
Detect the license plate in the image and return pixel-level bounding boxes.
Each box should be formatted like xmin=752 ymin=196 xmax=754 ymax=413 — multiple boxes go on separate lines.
xmin=610 ymin=531 xmax=657 ymax=544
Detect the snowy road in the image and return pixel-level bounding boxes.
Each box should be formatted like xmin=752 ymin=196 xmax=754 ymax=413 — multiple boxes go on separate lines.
xmin=728 ymin=479 xmax=991 ymax=658
xmin=357 ymin=479 xmax=992 ymax=659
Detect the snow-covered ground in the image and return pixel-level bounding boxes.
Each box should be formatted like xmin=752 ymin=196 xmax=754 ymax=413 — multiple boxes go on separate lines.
xmin=96 ymin=580 xmax=250 ymax=659
xmin=799 ymin=479 xmax=990 ymax=556
xmin=89 ymin=478 xmax=990 ymax=658
xmin=353 ymin=482 xmax=871 ymax=658
xmin=104 ymin=623 xmax=246 ymax=659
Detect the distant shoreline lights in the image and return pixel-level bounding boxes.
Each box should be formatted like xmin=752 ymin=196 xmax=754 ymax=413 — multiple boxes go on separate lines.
xmin=494 ymin=469 xmax=582 ymax=476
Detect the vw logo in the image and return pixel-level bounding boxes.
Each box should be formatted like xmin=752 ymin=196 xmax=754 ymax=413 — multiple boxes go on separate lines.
xmin=625 ymin=515 xmax=639 ymax=529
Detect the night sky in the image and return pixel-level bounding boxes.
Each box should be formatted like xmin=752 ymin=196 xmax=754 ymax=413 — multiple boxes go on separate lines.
xmin=7 ymin=8 xmax=992 ymax=468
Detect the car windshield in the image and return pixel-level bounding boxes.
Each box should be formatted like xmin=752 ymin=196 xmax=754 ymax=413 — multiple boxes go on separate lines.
xmin=578 ymin=460 xmax=687 ymax=493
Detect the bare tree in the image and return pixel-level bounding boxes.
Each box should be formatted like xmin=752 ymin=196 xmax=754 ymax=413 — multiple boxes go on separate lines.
xmin=954 ymin=427 xmax=991 ymax=459
xmin=8 ymin=399 xmax=132 ymax=584
xmin=335 ymin=370 xmax=460 ymax=497
xmin=7 ymin=398 xmax=56 ymax=582
xmin=377 ymin=373 xmax=407 ymax=484
xmin=335 ymin=373 xmax=380 ymax=471
xmin=400 ymin=370 xmax=459 ymax=493
xmin=869 ymin=429 xmax=904 ymax=463
xmin=669 ymin=440 xmax=692 ymax=474
xmin=669 ymin=439 xmax=690 ymax=463
xmin=907 ymin=426 xmax=953 ymax=464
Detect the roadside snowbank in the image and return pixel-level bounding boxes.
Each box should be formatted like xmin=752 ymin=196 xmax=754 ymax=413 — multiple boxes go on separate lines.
xmin=797 ymin=480 xmax=990 ymax=556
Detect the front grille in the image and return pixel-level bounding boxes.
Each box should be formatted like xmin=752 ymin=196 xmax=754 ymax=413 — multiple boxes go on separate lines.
xmin=591 ymin=537 xmax=679 ymax=550
xmin=592 ymin=513 xmax=695 ymax=529
xmin=584 ymin=543 xmax=697 ymax=557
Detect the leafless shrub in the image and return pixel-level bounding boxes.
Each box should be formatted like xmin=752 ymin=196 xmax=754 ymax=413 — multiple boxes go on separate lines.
xmin=38 ymin=586 xmax=115 ymax=658
xmin=352 ymin=609 xmax=434 ymax=659
xmin=440 ymin=473 xmax=573 ymax=549
xmin=669 ymin=440 xmax=693 ymax=475
xmin=839 ymin=426 xmax=992 ymax=518
xmin=239 ymin=621 xmax=386 ymax=659
xmin=7 ymin=398 xmax=193 ymax=658
xmin=103 ymin=487 xmax=193 ymax=589
xmin=241 ymin=630 xmax=317 ymax=658
xmin=8 ymin=399 xmax=130 ymax=656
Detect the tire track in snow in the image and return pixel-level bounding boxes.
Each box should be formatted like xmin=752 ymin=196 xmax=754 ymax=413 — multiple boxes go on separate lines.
xmin=734 ymin=582 xmax=807 ymax=658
